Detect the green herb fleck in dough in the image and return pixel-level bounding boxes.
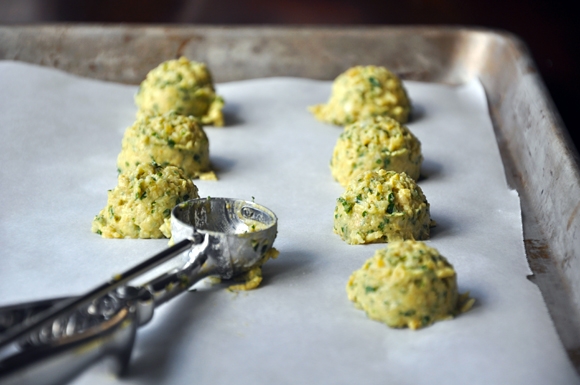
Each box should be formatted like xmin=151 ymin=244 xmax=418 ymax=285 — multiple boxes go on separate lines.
xmin=92 ymin=163 xmax=199 ymax=239
xmin=309 ymin=65 xmax=411 ymax=125
xmin=329 ymin=116 xmax=422 ymax=186
xmin=117 ymin=111 xmax=216 ymax=180
xmin=333 ymin=170 xmax=431 ymax=245
xmin=135 ymin=57 xmax=225 ymax=126
xmin=346 ymin=241 xmax=475 ymax=330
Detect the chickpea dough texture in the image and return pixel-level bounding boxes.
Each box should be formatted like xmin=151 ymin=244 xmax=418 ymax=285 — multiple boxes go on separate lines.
xmin=117 ymin=111 xmax=215 ymax=180
xmin=135 ymin=57 xmax=224 ymax=126
xmin=227 ymin=248 xmax=280 ymax=291
xmin=309 ymin=65 xmax=411 ymax=125
xmin=334 ymin=170 xmax=431 ymax=244
xmin=330 ymin=116 xmax=422 ymax=186
xmin=346 ymin=241 xmax=474 ymax=330
xmin=92 ymin=163 xmax=199 ymax=239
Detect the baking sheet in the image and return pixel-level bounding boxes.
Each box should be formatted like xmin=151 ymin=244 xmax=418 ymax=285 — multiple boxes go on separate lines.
xmin=0 ymin=61 xmax=577 ymax=384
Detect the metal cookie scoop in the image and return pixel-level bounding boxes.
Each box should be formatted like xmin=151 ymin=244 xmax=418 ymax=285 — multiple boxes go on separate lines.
xmin=0 ymin=198 xmax=277 ymax=385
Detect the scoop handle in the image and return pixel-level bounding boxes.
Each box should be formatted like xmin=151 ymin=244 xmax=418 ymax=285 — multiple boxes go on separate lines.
xmin=0 ymin=237 xmax=201 ymax=385
xmin=0 ymin=300 xmax=138 ymax=385
xmin=0 ymin=238 xmax=195 ymax=351
xmin=0 ymin=297 xmax=72 ymax=335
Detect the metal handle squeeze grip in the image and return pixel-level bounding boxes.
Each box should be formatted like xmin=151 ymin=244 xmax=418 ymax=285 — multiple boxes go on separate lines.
xmin=0 ymin=198 xmax=278 ymax=385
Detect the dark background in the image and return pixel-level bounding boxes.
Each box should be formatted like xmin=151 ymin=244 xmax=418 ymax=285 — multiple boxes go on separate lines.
xmin=1 ymin=0 xmax=578 ymax=151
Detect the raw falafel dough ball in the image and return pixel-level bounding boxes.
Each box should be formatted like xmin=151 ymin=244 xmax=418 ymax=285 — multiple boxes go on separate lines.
xmin=135 ymin=57 xmax=224 ymax=126
xmin=117 ymin=111 xmax=214 ymax=180
xmin=309 ymin=65 xmax=411 ymax=125
xmin=92 ymin=163 xmax=199 ymax=239
xmin=330 ymin=116 xmax=422 ymax=186
xmin=346 ymin=240 xmax=474 ymax=330
xmin=334 ymin=170 xmax=431 ymax=244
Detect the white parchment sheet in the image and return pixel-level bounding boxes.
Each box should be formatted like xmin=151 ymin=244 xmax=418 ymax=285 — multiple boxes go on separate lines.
xmin=0 ymin=61 xmax=578 ymax=385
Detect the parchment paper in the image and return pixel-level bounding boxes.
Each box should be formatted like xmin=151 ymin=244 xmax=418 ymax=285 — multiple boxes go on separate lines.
xmin=0 ymin=61 xmax=577 ymax=384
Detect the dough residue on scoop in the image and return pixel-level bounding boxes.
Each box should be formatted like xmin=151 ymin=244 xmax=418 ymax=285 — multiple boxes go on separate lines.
xmin=227 ymin=247 xmax=280 ymax=291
